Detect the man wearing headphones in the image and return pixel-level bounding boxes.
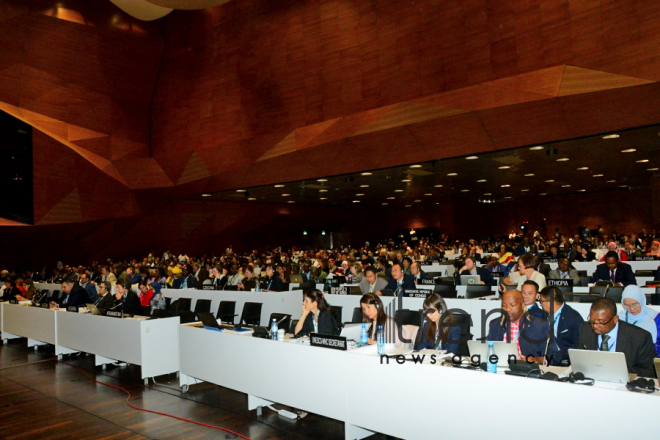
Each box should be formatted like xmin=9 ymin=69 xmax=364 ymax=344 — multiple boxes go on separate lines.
xmin=112 ymin=280 xmax=144 ymax=316
xmin=384 ymin=263 xmax=415 ymax=297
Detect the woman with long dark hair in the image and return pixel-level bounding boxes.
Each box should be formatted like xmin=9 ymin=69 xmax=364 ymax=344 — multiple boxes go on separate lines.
xmin=262 ymin=264 xmax=285 ymax=292
xmin=414 ymin=294 xmax=460 ymax=355
xmin=294 ymin=289 xmax=339 ymax=336
xmin=360 ymin=293 xmax=403 ymax=348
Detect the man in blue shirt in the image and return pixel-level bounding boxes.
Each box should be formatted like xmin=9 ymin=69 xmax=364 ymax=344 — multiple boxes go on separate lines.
xmin=577 ymin=298 xmax=656 ymax=377
xmin=539 ymin=287 xmax=583 ymax=365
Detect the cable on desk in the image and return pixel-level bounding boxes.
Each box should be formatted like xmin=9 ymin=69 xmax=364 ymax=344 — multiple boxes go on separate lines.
xmin=57 ymin=360 xmax=252 ymax=440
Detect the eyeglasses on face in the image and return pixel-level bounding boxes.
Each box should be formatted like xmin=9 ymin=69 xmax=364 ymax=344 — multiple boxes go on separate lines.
xmin=587 ymin=315 xmax=616 ymax=327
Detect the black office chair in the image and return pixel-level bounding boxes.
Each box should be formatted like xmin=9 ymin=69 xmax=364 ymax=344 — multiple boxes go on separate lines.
xmin=329 ymin=306 xmax=343 ymax=330
xmin=579 ymin=276 xmax=592 ymax=286
xmin=504 ymin=285 xmax=518 ymax=290
xmin=394 ymin=309 xmax=422 ymax=327
xmin=605 ymin=289 xmax=624 ymax=303
xmin=164 ymin=297 xmax=172 ymax=309
xmin=438 ymin=277 xmax=455 ymax=286
xmin=576 ymin=294 xmax=598 ymax=303
xmin=577 ymin=270 xmax=587 ymax=277
xmin=240 ymin=302 xmax=263 ymax=327
xmin=269 ymin=313 xmax=291 ymax=333
xmin=465 ymin=285 xmax=493 ymax=299
xmin=194 ymin=299 xmax=212 ymax=320
xmin=289 ymin=319 xmax=299 ymax=334
xmin=176 ymin=297 xmax=192 ymax=312
xmin=562 ymin=292 xmax=574 ymax=302
xmin=433 ymin=284 xmax=457 ymax=298
xmin=589 ymin=286 xmax=624 ymax=300
xmin=425 ymin=272 xmax=443 ymax=278
xmin=216 ymin=301 xmax=237 ymax=324
xmin=451 ymin=312 xmax=473 ymax=356
xmin=650 ymin=290 xmax=660 ymax=306
xmin=555 ymin=285 xmax=572 ymax=294
xmin=351 ymin=307 xmax=363 ymax=323
xmin=635 ymin=270 xmax=655 ymax=277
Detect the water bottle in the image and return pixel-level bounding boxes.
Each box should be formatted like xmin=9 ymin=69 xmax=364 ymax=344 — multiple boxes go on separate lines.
xmin=348 ymin=275 xmax=353 ymax=284
xmin=270 ymin=318 xmax=278 ymax=340
xmin=255 ymin=282 xmax=260 ymax=292
xmin=360 ymin=324 xmax=368 ymax=346
xmin=377 ymin=325 xmax=385 ymax=355
xmin=444 ymin=269 xmax=448 ymax=276
xmin=487 ymin=341 xmax=497 ymax=373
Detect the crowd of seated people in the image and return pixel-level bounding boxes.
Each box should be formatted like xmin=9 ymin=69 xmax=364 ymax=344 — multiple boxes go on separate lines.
xmin=1 ymin=226 xmax=660 ymax=368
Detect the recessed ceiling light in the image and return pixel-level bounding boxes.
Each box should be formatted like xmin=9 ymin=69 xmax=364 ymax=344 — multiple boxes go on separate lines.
xmin=387 ymin=197 xmax=395 ymax=200
xmin=410 ymin=164 xmax=422 ymax=168
xmin=636 ymin=159 xmax=649 ymax=163
xmin=619 ymin=185 xmax=628 ymax=188
xmin=360 ymin=184 xmax=369 ymax=188
xmin=414 ymin=200 xmax=421 ymax=202
xmin=424 ymin=193 xmax=432 ymax=196
xmin=545 ymin=180 xmax=554 ymax=183
xmin=353 ymin=200 xmax=360 ymax=203
xmin=577 ymin=167 xmax=588 ymax=170
xmin=562 ymin=185 xmax=571 ymax=187
xmin=525 ymin=174 xmax=535 ymax=177
xmin=477 ymin=179 xmax=487 ymax=183
xmin=529 ymin=146 xmax=544 ymax=150
xmin=236 ymin=189 xmax=246 ymax=192
xmin=621 ymin=149 xmax=636 ymax=153
xmin=382 ymin=203 xmax=388 ymax=205
xmin=579 ymin=189 xmax=586 ymax=192
xmin=434 ymin=184 xmax=443 ymax=187
xmin=247 ymin=197 xmax=257 ymax=201
xmin=401 ymin=179 xmax=411 ymax=182
xmin=501 ymin=184 xmax=510 ymax=187
xmin=317 ymin=179 xmax=328 ymax=182
xmin=648 ymin=168 xmax=659 ymax=171
xmin=274 ymin=184 xmax=285 ymax=188
xmin=540 ymin=193 xmax=547 ymax=196
xmin=287 ymin=201 xmax=295 ymax=203
xmin=395 ymin=189 xmax=404 ymax=192
xmin=593 ymin=174 xmax=604 ymax=177
xmin=461 ymin=189 xmax=469 ymax=192
xmin=466 ymin=156 xmax=479 ymax=160
xmin=319 ymin=189 xmax=328 ymax=192
xmin=356 ymin=193 xmax=364 ymax=196
xmin=607 ymin=180 xmax=616 ymax=183
xmin=504 ymin=196 xmax=512 ymax=199
xmin=498 ymin=166 xmax=510 ymax=169
xmin=556 ymin=158 xmax=569 ymax=162
xmin=202 ymin=194 xmax=211 ymax=197
xmin=405 ymin=205 xmax=412 ymax=207
xmin=602 ymin=134 xmax=619 ymax=139
xmin=447 ymin=173 xmax=457 ymax=176
xmin=435 ymin=202 xmax=440 ymax=205
xmin=361 ymin=172 xmax=372 ymax=176
xmin=281 ymin=194 xmax=290 ymax=196
xmin=521 ymin=189 xmax=529 ymax=192
xmin=320 ymin=197 xmax=327 ymax=200
xmin=484 ymin=193 xmax=492 ymax=196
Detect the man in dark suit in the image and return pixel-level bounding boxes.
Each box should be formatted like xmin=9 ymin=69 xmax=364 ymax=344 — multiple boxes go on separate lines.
xmin=112 ymin=280 xmax=144 ymax=316
xmin=577 ymin=297 xmax=656 ymax=377
xmin=592 ymin=251 xmax=637 ymax=286
xmin=384 ymin=263 xmax=415 ymax=296
xmin=78 ymin=273 xmax=97 ymax=302
xmin=487 ymin=289 xmax=559 ymax=364
xmin=192 ymin=263 xmax=209 ymax=288
xmin=533 ymin=255 xmax=551 ymax=278
xmin=515 ymin=238 xmax=531 ymax=256
xmin=173 ymin=267 xmax=197 ymax=289
xmin=92 ymin=281 xmax=115 ymax=311
xmin=51 ymin=278 xmax=90 ymax=309
xmin=455 ymin=256 xmax=496 ymax=286
xmin=539 ymin=287 xmax=584 ymax=365
xmin=125 ymin=266 xmax=142 ymax=285
xmin=547 ymin=257 xmax=581 ymax=285
xmin=409 ymin=262 xmax=431 ymax=285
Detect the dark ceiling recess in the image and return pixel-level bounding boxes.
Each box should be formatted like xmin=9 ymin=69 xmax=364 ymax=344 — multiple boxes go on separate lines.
xmin=0 ymin=110 xmax=33 ymax=224
xmin=195 ymin=124 xmax=660 ymax=208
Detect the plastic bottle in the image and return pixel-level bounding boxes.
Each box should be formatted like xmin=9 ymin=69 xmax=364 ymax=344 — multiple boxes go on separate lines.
xmin=487 ymin=341 xmax=497 ymax=373
xmin=360 ymin=324 xmax=368 ymax=346
xmin=377 ymin=325 xmax=385 ymax=355
xmin=255 ymin=282 xmax=260 ymax=292
xmin=348 ymin=274 xmax=353 ymax=284
xmin=270 ymin=318 xmax=278 ymax=340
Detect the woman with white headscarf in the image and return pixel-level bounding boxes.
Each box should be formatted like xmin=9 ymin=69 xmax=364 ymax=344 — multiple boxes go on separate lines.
xmin=618 ymin=285 xmax=658 ymax=342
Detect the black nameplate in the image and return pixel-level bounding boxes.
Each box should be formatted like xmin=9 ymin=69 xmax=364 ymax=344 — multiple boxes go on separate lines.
xmin=309 ymin=333 xmax=347 ymax=351
xmin=201 ymin=285 xmax=215 ymax=290
xmin=9 ymin=299 xmax=18 ymax=304
xmin=547 ymin=279 xmax=573 ymax=287
xmin=330 ymin=286 xmax=348 ymax=295
xmin=542 ymin=258 xmax=558 ymax=264
xmin=403 ymin=289 xmax=431 ymax=298
xmin=419 ymin=278 xmax=440 ymax=285
xmin=632 ymin=256 xmax=658 ymax=261
xmin=491 ymin=272 xmax=505 ymax=278
xmin=41 ymin=302 xmax=50 ymax=308
xmin=420 ymin=261 xmax=433 ymax=266
xmin=67 ymin=305 xmax=79 ymax=313
xmin=106 ymin=310 xmax=122 ymax=318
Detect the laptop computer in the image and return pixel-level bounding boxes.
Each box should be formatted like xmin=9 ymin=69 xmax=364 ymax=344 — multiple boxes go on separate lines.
xmin=467 ymin=341 xmax=519 ymax=367
xmin=85 ymin=303 xmax=102 ymax=315
xmin=568 ymin=349 xmax=630 ymax=383
xmin=289 ymin=274 xmax=304 ymax=283
xmin=341 ymin=323 xmax=365 ymax=342
xmin=460 ymin=275 xmax=481 ymax=285
xmin=197 ymin=312 xmax=223 ymax=331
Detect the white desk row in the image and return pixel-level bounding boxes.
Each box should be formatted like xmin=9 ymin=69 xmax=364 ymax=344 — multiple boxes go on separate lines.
xmin=178 ymin=325 xmax=660 ymax=440
xmin=0 ymin=302 xmax=179 ymax=382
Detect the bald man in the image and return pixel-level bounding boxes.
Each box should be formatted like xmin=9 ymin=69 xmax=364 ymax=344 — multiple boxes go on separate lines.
xmin=486 ymin=289 xmax=559 ymax=364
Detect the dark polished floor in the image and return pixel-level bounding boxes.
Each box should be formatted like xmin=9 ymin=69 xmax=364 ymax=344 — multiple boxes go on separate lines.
xmin=0 ymin=339 xmax=394 ymax=440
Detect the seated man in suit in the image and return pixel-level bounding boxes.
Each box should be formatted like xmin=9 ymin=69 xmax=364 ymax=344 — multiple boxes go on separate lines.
xmin=92 ymin=281 xmax=115 ymax=311
xmin=456 ymin=256 xmax=495 ymax=286
xmin=533 ymin=255 xmax=551 ymax=278
xmin=78 ymin=273 xmax=97 ymax=302
xmin=592 ymin=251 xmax=637 ymax=286
xmin=410 ymin=261 xmax=431 ymax=285
xmin=487 ymin=289 xmax=558 ymax=364
xmin=360 ymin=266 xmax=388 ymax=295
xmin=50 ymin=278 xmax=90 ymax=309
xmin=100 ymin=266 xmax=117 ymax=286
xmin=172 ymin=266 xmax=197 ymax=289
xmin=548 ymin=257 xmax=581 ymax=285
xmin=384 ymin=263 xmax=415 ymax=296
xmin=515 ymin=238 xmax=531 ymax=256
xmin=577 ymin=297 xmax=656 ymax=377
xmin=539 ymin=286 xmax=583 ymax=365
xmin=125 ymin=266 xmax=142 ymax=285
xmin=112 ymin=280 xmax=144 ymax=316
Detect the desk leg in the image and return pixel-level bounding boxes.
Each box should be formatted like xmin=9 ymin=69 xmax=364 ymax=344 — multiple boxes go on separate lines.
xmin=95 ymin=354 xmax=117 ymax=369
xmin=55 ymin=345 xmax=79 ymax=356
xmin=179 ymin=372 xmax=203 ymax=392
xmin=345 ymin=423 xmax=373 ymax=440
xmin=248 ymin=395 xmax=274 ymax=417
xmin=2 ymin=332 xmax=20 ymax=343
xmin=27 ymin=338 xmax=47 ymax=349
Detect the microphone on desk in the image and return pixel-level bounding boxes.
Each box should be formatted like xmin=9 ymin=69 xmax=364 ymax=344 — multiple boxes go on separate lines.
xmin=108 ymin=302 xmax=123 ymax=311
xmin=33 ymin=291 xmax=48 ymax=305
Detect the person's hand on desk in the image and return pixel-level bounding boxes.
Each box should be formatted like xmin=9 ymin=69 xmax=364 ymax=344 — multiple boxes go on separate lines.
xmin=374 ymin=290 xmax=383 ymax=296
xmin=49 ymin=301 xmax=58 ymax=310
xmin=237 ymin=282 xmax=244 ymax=290
xmin=367 ymin=338 xmax=376 ymax=345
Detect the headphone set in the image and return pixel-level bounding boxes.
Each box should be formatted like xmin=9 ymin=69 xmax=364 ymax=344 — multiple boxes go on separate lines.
xmin=364 ymin=293 xmax=381 ymax=309
xmin=559 ymin=372 xmax=595 ymax=386
xmin=626 ymin=377 xmax=658 ymax=393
